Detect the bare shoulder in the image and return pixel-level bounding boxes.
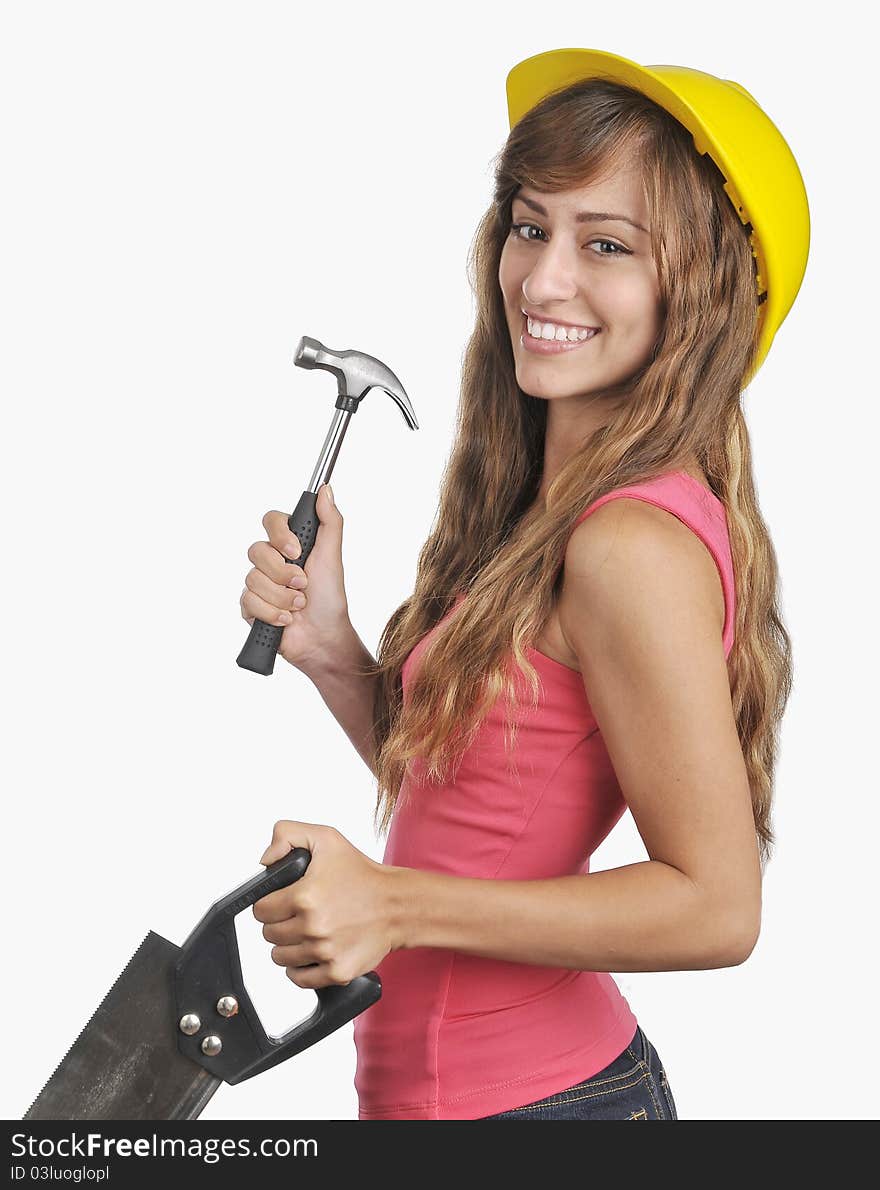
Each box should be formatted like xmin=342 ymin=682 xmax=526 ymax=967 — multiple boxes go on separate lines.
xmin=555 ymin=497 xmax=760 ymax=956
xmin=558 ymin=497 xmax=725 ymax=650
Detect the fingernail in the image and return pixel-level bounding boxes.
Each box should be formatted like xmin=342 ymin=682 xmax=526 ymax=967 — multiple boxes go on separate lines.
xmin=284 ymin=542 xmax=300 ymax=559
xmin=326 ymin=484 xmax=334 ymax=505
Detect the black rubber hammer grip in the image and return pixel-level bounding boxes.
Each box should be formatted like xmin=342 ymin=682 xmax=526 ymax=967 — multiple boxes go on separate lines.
xmin=236 ymin=488 xmax=318 ymax=676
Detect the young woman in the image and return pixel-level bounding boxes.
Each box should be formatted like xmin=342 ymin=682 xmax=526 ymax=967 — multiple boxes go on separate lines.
xmin=245 ymin=48 xmax=810 ymax=1120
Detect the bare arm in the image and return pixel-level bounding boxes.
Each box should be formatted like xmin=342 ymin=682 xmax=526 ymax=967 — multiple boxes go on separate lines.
xmin=386 ymin=861 xmax=745 ymax=970
xmin=301 ymin=625 xmax=381 ymax=780
xmin=383 ymin=498 xmax=762 ymax=971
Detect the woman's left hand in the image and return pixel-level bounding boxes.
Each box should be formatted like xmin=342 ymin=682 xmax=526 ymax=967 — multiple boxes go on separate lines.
xmin=253 ymin=820 xmax=400 ymax=989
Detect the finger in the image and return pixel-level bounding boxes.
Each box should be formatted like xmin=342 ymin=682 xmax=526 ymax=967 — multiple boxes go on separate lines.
xmin=262 ymin=918 xmax=307 ymax=945
xmin=241 ymin=583 xmax=296 ymax=628
xmin=286 ymin=963 xmax=328 ymax=989
xmin=247 ymin=539 xmax=308 ymax=588
xmin=270 ymin=943 xmax=317 ymax=967
xmin=252 ymin=886 xmax=300 ymax=924
xmin=260 ymin=819 xmax=317 ymax=866
xmin=261 ymin=510 xmax=302 ymax=562
xmin=244 ymin=567 xmax=307 ymax=616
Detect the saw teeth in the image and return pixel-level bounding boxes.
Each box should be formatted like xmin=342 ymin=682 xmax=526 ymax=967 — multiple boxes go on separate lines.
xmin=22 ymin=932 xmax=156 ymax=1119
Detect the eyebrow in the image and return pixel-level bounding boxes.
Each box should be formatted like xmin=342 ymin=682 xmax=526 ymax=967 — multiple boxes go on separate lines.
xmin=513 ymin=192 xmax=649 ymax=235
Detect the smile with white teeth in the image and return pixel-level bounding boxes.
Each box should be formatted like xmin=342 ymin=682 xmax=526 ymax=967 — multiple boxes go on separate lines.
xmin=525 ymin=315 xmax=599 ymax=342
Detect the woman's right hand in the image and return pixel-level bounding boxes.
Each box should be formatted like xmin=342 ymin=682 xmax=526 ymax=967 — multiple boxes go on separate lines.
xmin=241 ymin=483 xmax=352 ymax=672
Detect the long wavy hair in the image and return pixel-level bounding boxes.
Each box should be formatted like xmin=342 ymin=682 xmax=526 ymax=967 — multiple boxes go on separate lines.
xmin=363 ymin=77 xmax=792 ymax=871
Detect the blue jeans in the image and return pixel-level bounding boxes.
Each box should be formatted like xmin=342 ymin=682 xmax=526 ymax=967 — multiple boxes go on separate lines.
xmin=477 ymin=1024 xmax=678 ymax=1120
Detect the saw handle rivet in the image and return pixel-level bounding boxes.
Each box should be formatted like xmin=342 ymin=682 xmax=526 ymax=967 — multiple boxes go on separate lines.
xmin=201 ymin=1035 xmax=223 ymax=1057
xmin=178 ymin=1013 xmax=201 ymax=1036
xmin=216 ymin=996 xmax=239 ymax=1018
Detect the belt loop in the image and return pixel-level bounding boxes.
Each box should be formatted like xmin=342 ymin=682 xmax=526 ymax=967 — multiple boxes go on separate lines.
xmin=637 ymin=1026 xmax=649 ymax=1066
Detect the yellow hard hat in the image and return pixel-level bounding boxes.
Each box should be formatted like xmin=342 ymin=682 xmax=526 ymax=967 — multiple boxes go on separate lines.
xmin=506 ymin=48 xmax=810 ymax=384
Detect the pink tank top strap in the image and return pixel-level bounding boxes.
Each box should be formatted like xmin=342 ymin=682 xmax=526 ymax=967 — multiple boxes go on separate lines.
xmin=569 ymin=471 xmax=736 ymax=657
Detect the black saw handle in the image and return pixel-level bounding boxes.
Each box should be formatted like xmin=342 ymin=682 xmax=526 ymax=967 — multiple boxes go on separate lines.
xmin=236 ymin=488 xmax=319 ymax=676
xmin=174 ymin=847 xmax=381 ymax=1085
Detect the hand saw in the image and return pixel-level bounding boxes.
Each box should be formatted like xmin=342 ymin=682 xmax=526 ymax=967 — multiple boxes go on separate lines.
xmin=22 ymin=848 xmax=381 ymax=1120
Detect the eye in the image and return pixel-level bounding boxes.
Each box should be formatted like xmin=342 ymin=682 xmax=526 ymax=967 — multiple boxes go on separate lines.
xmin=508 ymin=221 xmax=630 ymax=257
xmin=509 ymin=220 xmax=545 ymax=243
xmin=590 ymin=239 xmax=629 ymax=257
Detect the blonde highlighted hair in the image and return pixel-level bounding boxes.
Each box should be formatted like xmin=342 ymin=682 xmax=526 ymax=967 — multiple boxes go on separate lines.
xmin=363 ymin=77 xmax=791 ymax=870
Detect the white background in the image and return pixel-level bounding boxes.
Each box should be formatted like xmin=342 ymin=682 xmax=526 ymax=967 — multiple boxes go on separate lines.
xmin=2 ymin=0 xmax=875 ymax=1123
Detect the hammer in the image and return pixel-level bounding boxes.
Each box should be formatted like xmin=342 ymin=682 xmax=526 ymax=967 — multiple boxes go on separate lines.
xmin=236 ymin=335 xmax=419 ymax=676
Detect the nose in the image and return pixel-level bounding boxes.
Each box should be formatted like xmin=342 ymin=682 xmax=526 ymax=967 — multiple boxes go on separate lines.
xmin=520 ymin=241 xmax=579 ymax=306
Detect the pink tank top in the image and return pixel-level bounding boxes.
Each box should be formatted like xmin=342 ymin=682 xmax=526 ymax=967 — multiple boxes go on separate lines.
xmin=353 ymin=471 xmax=736 ymax=1119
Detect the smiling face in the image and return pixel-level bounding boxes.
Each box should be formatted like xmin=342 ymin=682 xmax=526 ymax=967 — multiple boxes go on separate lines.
xmin=498 ymin=155 xmax=664 ymax=403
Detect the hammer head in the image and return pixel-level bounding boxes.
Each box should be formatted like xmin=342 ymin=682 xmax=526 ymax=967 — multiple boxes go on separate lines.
xmin=295 ymin=335 xmax=418 ymax=430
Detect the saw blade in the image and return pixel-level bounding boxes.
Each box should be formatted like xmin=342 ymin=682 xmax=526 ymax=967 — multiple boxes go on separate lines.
xmin=23 ymin=930 xmax=221 ymax=1120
